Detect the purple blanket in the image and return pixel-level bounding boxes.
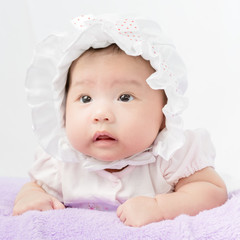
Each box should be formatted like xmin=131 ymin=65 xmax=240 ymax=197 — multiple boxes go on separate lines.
xmin=0 ymin=177 xmax=240 ymax=240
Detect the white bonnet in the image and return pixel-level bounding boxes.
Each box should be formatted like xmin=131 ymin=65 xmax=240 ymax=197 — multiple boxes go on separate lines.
xmin=26 ymin=14 xmax=188 ymax=164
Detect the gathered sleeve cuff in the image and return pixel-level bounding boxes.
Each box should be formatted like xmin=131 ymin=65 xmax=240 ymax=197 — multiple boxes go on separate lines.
xmin=159 ymin=129 xmax=215 ymax=187
xmin=28 ymin=147 xmax=63 ymax=202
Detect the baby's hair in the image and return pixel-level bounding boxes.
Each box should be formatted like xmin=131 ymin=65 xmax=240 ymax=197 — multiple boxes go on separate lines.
xmin=65 ymin=44 xmax=123 ymax=94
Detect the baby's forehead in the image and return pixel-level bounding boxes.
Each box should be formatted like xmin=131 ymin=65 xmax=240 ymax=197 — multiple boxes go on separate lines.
xmin=66 ymin=44 xmax=155 ymax=92
xmin=72 ymin=44 xmax=152 ymax=70
xmin=67 ymin=46 xmax=155 ymax=90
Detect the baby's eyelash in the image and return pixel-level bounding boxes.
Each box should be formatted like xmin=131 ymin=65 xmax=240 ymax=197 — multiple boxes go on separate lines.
xmin=118 ymin=93 xmax=134 ymax=102
xmin=79 ymin=95 xmax=92 ymax=103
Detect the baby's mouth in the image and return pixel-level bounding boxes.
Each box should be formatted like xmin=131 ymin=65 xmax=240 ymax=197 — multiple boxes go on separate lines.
xmin=93 ymin=131 xmax=117 ymax=142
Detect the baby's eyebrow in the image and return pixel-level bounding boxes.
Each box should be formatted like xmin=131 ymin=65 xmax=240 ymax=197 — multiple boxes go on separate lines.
xmin=112 ymin=79 xmax=142 ymax=87
xmin=72 ymin=79 xmax=95 ymax=87
xmin=72 ymin=78 xmax=142 ymax=87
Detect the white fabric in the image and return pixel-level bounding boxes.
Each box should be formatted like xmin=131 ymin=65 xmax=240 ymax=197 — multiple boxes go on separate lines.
xmin=26 ymin=14 xmax=188 ymax=169
xmin=82 ymin=147 xmax=155 ymax=171
xmin=29 ymin=129 xmax=215 ymax=210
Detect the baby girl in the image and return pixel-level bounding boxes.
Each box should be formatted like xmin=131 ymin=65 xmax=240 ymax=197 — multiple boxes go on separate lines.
xmin=13 ymin=14 xmax=227 ymax=227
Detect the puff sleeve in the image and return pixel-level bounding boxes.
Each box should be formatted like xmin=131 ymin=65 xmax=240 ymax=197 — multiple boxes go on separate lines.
xmin=28 ymin=147 xmax=63 ymax=202
xmin=159 ymin=129 xmax=215 ymax=187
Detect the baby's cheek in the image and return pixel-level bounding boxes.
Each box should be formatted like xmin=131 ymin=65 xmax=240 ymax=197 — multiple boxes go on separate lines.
xmin=66 ymin=120 xmax=78 ymax=144
xmin=67 ymin=133 xmax=83 ymax=153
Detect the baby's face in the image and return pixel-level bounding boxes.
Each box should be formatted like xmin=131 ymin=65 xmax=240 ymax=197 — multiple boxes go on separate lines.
xmin=65 ymin=50 xmax=166 ymax=161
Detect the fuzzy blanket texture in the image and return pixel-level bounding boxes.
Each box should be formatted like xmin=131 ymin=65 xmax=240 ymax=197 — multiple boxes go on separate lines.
xmin=0 ymin=177 xmax=240 ymax=240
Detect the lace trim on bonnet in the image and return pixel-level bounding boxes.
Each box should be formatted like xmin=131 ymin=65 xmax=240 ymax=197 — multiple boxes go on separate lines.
xmin=25 ymin=14 xmax=188 ymax=170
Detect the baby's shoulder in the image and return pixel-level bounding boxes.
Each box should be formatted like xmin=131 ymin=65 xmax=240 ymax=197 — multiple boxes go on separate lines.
xmin=173 ymin=128 xmax=215 ymax=161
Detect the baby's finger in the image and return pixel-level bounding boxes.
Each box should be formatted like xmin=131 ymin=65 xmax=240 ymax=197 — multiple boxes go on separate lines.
xmin=117 ymin=208 xmax=127 ymax=223
xmin=119 ymin=214 xmax=126 ymax=223
xmin=52 ymin=198 xmax=65 ymax=210
xmin=40 ymin=202 xmax=55 ymax=211
xmin=116 ymin=205 xmax=123 ymax=217
xmin=12 ymin=206 xmax=24 ymax=216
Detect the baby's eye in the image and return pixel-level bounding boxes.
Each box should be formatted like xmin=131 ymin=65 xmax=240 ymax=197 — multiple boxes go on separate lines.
xmin=118 ymin=94 xmax=134 ymax=102
xmin=80 ymin=95 xmax=92 ymax=103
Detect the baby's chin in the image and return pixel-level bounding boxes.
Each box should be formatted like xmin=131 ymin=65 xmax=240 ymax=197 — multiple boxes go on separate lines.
xmin=90 ymin=154 xmax=125 ymax=162
xmin=80 ymin=147 xmax=144 ymax=162
xmin=88 ymin=152 xmax=134 ymax=162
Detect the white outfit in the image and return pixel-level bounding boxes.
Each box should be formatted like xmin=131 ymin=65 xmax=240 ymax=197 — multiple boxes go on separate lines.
xmin=29 ymin=129 xmax=215 ymax=210
xmin=26 ymin=14 xmax=215 ymax=209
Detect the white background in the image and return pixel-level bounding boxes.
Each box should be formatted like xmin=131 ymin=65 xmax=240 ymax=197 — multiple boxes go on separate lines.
xmin=0 ymin=0 xmax=240 ymax=180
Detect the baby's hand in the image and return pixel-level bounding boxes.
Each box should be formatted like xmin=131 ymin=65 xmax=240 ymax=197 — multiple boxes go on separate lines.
xmin=117 ymin=196 xmax=162 ymax=227
xmin=13 ymin=182 xmax=65 ymax=216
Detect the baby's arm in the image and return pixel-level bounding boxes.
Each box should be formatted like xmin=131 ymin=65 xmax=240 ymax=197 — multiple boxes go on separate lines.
xmin=13 ymin=182 xmax=65 ymax=216
xmin=117 ymin=167 xmax=227 ymax=227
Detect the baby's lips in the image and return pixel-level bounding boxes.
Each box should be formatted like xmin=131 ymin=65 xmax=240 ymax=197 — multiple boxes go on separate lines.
xmin=93 ymin=131 xmax=117 ymax=142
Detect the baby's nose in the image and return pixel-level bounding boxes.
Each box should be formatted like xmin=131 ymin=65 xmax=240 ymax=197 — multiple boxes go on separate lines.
xmin=94 ymin=116 xmax=110 ymax=122
xmin=93 ymin=109 xmax=115 ymax=123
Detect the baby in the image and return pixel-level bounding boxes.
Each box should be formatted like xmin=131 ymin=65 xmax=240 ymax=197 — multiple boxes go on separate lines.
xmin=13 ymin=14 xmax=227 ymax=227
